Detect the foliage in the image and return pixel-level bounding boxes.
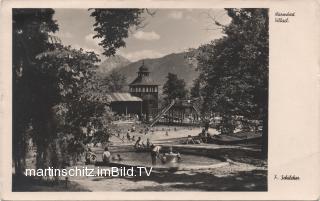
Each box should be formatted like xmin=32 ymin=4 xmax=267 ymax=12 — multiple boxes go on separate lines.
xmin=89 ymin=9 xmax=145 ymax=56
xmin=196 ymin=9 xmax=268 ymax=152
xmin=163 ymin=73 xmax=188 ymax=102
xmin=35 ymin=45 xmax=119 ymax=166
xmin=12 ymin=8 xmax=59 ymax=174
xmin=29 ymin=44 xmax=106 ymax=169
xmin=13 ymin=8 xmax=147 ymax=173
xmin=102 ymin=70 xmax=127 ymax=92
xmin=190 ymin=78 xmax=201 ymax=99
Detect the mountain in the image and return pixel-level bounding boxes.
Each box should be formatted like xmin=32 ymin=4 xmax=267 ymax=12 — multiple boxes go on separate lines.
xmin=115 ymin=52 xmax=199 ymax=90
xmin=97 ymin=55 xmax=131 ymax=74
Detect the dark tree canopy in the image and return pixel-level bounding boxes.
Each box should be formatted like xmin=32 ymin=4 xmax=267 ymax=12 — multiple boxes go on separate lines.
xmin=90 ymin=9 xmax=145 ymax=56
xmin=196 ymin=8 xmax=268 ymax=156
xmin=163 ymin=73 xmax=188 ymax=102
xmin=198 ymin=8 xmax=268 ymax=119
xmin=34 ymin=45 xmax=106 ymax=168
xmin=190 ymin=78 xmax=201 ymax=99
xmin=102 ymin=70 xmax=127 ymax=92
xmin=12 ymin=8 xmax=143 ymax=174
xmin=12 ymin=8 xmax=60 ymax=174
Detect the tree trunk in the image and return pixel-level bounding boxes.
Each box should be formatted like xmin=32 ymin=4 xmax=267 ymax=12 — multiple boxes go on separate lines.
xmin=13 ymin=128 xmax=26 ymax=176
xmin=220 ymin=114 xmax=234 ymax=135
xmin=261 ymin=114 xmax=268 ymax=159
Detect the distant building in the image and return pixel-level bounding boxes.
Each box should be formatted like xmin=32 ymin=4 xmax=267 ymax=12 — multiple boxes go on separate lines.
xmin=129 ymin=61 xmax=159 ymax=122
xmin=106 ymin=92 xmax=142 ymax=116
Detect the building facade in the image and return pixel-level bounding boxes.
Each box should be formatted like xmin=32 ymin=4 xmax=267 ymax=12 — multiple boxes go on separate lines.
xmin=129 ymin=61 xmax=159 ymax=122
xmin=106 ymin=92 xmax=142 ymax=116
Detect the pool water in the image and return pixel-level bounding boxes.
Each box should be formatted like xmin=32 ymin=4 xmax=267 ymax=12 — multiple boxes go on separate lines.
xmin=95 ymin=149 xmax=222 ymax=168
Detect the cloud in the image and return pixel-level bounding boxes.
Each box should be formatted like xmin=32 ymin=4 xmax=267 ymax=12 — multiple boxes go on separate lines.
xmin=73 ymin=44 xmax=102 ymax=55
xmin=133 ymin=30 xmax=160 ymax=41
xmin=52 ymin=31 xmax=73 ymax=42
xmin=119 ymin=50 xmax=164 ymax=62
xmin=85 ymin=33 xmax=102 ymax=46
xmin=81 ymin=33 xmax=104 ymax=56
xmin=168 ymin=11 xmax=183 ymax=19
xmin=58 ymin=31 xmax=73 ymax=38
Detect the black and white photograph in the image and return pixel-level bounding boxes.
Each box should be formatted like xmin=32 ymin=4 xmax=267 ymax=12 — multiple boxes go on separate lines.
xmin=12 ymin=8 xmax=268 ymax=192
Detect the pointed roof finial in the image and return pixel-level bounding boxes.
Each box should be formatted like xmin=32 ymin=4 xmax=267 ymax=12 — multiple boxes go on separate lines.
xmin=138 ymin=59 xmax=149 ymax=73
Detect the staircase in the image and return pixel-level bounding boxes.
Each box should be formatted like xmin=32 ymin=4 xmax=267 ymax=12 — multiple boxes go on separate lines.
xmin=149 ymin=100 xmax=175 ymax=127
xmin=192 ymin=103 xmax=201 ymax=117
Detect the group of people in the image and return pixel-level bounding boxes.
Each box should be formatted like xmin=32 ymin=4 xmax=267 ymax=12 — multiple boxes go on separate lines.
xmin=117 ymin=125 xmax=150 ymax=142
xmin=182 ymin=128 xmax=212 ymax=144
xmin=102 ymin=147 xmax=123 ymax=163
xmin=85 ymin=144 xmax=181 ymax=166
xmin=198 ymin=128 xmax=214 ymax=143
xmin=85 ymin=147 xmax=123 ymax=164
xmin=134 ymin=137 xmax=151 ymax=149
xmin=84 ymin=124 xmax=188 ymax=166
xmin=150 ymin=145 xmax=181 ymax=165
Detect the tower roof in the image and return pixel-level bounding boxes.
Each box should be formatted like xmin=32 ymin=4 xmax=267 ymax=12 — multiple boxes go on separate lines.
xmin=129 ymin=76 xmax=158 ymax=86
xmin=129 ymin=60 xmax=158 ymax=86
xmin=138 ymin=60 xmax=149 ymax=72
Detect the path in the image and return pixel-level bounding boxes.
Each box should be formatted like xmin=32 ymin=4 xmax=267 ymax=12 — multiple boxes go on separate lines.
xmin=69 ymin=162 xmax=267 ymax=191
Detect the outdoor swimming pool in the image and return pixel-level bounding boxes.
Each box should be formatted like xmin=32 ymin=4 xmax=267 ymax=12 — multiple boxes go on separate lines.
xmin=93 ymin=147 xmax=226 ymax=169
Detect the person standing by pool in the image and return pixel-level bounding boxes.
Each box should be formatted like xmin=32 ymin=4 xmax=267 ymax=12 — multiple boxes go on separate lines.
xmin=150 ymin=144 xmax=161 ymax=165
xmin=102 ymin=147 xmax=111 ymax=163
xmin=134 ymin=136 xmax=142 ymax=148
xmin=146 ymin=138 xmax=151 ymax=148
xmin=126 ymin=130 xmax=131 ymax=141
xmin=85 ymin=148 xmax=95 ymax=164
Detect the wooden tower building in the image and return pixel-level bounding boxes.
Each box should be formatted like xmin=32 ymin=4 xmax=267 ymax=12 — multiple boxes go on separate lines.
xmin=129 ymin=61 xmax=159 ymax=122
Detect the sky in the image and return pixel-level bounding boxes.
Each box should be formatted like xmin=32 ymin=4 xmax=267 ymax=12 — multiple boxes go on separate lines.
xmin=53 ymin=9 xmax=231 ymax=62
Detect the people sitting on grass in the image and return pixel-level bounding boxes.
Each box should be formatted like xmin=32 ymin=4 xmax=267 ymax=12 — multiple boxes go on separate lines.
xmin=197 ymin=128 xmax=213 ymax=143
xmin=102 ymin=147 xmax=111 ymax=163
xmin=199 ymin=128 xmax=207 ymax=143
xmin=186 ymin=135 xmax=195 ymax=144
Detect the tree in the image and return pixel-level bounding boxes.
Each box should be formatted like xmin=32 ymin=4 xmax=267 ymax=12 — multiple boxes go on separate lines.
xmin=102 ymin=70 xmax=127 ymax=92
xmin=12 ymin=8 xmax=151 ymax=176
xmin=29 ymin=43 xmax=105 ymax=169
xmin=12 ymin=8 xmax=59 ymax=175
xmin=89 ymin=9 xmax=145 ymax=56
xmin=163 ymin=73 xmax=188 ymax=102
xmin=190 ymin=78 xmax=201 ymax=99
xmin=197 ymin=9 xmax=268 ymax=157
